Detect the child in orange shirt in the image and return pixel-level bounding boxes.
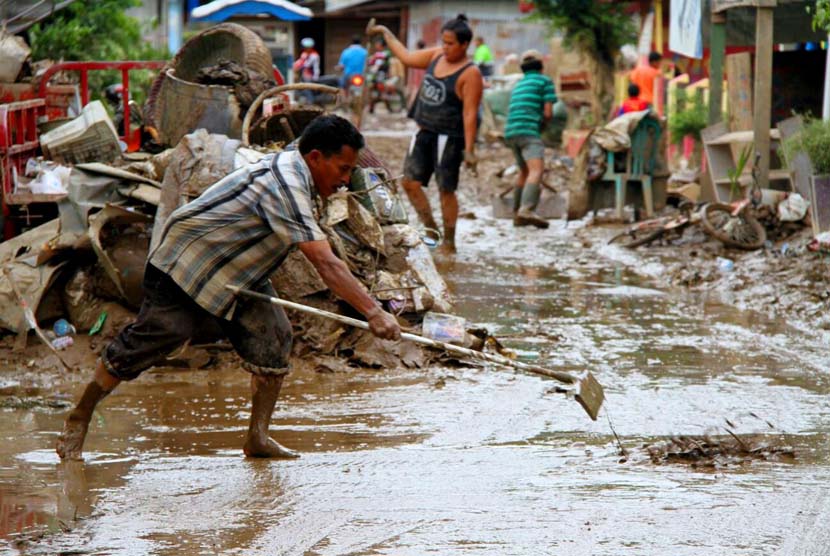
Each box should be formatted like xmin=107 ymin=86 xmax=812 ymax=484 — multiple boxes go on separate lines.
xmin=617 ymin=84 xmax=650 ymax=117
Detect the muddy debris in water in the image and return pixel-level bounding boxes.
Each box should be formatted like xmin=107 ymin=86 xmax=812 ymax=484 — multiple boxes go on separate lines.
xmin=645 ymin=433 xmax=795 ymax=468
xmin=0 ymin=395 xmax=72 ymax=410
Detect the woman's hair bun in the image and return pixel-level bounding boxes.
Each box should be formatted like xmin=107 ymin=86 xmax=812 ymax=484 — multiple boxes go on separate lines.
xmin=456 ymin=13 xmax=468 ymax=22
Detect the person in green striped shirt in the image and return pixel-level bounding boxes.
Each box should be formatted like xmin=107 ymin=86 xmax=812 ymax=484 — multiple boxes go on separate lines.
xmin=504 ymin=49 xmax=556 ymax=229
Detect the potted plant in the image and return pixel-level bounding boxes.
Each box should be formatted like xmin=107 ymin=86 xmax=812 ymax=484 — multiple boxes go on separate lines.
xmin=782 ymin=117 xmax=830 ymax=232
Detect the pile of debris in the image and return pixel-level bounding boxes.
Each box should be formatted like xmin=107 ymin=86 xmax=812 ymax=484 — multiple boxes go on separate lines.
xmin=643 ymin=418 xmax=795 ymax=469
xmin=0 ymin=24 xmax=482 ymax=373
xmin=645 ymin=433 xmax=795 ymax=469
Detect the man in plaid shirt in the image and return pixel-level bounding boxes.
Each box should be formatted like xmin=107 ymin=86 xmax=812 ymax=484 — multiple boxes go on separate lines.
xmin=57 ymin=115 xmax=401 ymax=460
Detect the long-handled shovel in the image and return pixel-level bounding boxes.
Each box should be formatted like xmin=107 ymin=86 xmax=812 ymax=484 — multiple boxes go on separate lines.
xmin=226 ymin=285 xmax=605 ymax=420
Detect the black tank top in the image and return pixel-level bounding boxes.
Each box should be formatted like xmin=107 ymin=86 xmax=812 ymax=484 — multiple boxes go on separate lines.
xmin=412 ymin=56 xmax=473 ymax=137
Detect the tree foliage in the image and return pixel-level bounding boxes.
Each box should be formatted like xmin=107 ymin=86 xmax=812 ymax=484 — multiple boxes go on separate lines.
xmin=29 ymin=0 xmax=163 ymax=62
xmin=783 ymin=117 xmax=830 ymax=174
xmin=810 ymin=0 xmax=830 ymax=33
xmin=531 ymin=0 xmax=637 ymax=68
xmin=28 ymin=0 xmax=166 ymax=104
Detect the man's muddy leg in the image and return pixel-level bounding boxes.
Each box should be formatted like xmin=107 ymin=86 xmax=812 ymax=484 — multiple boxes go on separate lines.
xmin=513 ymin=165 xmax=529 ymax=220
xmin=438 ymin=190 xmax=459 ymax=254
xmin=243 ymin=373 xmax=299 ymax=459
xmin=402 ymin=177 xmax=439 ymax=237
xmin=56 ymin=360 xmax=120 ymax=460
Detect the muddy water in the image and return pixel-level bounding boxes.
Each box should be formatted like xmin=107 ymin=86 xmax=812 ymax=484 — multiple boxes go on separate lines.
xmin=3 ymin=209 xmax=830 ymax=555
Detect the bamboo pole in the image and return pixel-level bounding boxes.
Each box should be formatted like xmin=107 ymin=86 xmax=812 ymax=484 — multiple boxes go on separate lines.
xmin=226 ymin=285 xmax=605 ymax=420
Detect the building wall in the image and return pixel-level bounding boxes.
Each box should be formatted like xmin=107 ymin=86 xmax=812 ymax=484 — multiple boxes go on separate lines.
xmin=408 ymin=1 xmax=550 ymax=71
xmin=128 ymin=0 xmax=169 ymax=52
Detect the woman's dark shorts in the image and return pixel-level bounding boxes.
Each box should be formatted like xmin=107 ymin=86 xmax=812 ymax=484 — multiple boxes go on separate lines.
xmin=403 ymin=129 xmax=465 ymax=193
xmin=102 ymin=265 xmax=293 ymax=381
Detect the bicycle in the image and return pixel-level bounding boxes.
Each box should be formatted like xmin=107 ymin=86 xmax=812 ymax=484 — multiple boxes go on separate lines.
xmin=608 ymin=200 xmax=700 ymax=248
xmin=701 ymin=152 xmax=767 ymax=250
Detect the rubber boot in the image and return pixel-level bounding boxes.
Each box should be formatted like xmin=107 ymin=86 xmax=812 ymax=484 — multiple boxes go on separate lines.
xmin=512 ymin=186 xmax=524 ymax=226
xmin=515 ymin=183 xmax=549 ymax=229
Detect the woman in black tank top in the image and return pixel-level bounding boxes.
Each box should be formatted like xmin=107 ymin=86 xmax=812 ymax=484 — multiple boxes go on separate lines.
xmin=411 ymin=56 xmax=473 ymax=137
xmin=368 ymin=15 xmax=483 ymax=254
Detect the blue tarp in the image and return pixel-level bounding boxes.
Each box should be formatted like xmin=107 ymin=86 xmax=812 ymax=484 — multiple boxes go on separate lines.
xmin=191 ymin=0 xmax=312 ymax=22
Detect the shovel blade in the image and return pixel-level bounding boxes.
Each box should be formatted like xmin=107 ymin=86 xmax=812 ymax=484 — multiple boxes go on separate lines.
xmin=575 ymin=372 xmax=604 ymax=421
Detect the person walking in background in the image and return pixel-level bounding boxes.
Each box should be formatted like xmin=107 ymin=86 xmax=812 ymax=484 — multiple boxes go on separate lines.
xmin=337 ymin=35 xmax=367 ymax=89
xmin=504 ymin=49 xmax=556 ymax=229
xmin=473 ymin=36 xmax=494 ymax=79
xmin=293 ymin=37 xmax=320 ymax=104
xmin=368 ymin=39 xmax=391 ymax=77
xmin=628 ymin=51 xmax=662 ymax=105
xmin=369 ymin=15 xmax=483 ymax=255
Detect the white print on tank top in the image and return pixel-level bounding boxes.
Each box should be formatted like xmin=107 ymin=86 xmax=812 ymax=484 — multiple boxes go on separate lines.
xmin=419 ymin=74 xmax=447 ymax=106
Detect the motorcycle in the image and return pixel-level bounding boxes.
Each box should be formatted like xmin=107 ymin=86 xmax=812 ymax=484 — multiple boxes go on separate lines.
xmin=344 ymin=73 xmax=365 ymax=112
xmin=104 ymin=83 xmax=143 ymax=136
xmin=367 ymin=69 xmax=405 ymax=114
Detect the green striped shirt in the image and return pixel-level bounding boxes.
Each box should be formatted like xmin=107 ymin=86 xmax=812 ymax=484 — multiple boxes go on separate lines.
xmin=504 ymin=71 xmax=557 ymax=139
xmin=149 ymin=150 xmax=326 ymax=319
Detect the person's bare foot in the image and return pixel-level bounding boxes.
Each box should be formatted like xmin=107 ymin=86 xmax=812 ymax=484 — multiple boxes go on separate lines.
xmin=56 ymin=418 xmax=89 ymax=461
xmin=243 ymin=436 xmax=300 ymax=459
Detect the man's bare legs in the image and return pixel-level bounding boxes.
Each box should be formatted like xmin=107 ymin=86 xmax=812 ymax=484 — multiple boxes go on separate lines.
xmin=513 ymin=164 xmax=529 ymax=216
xmin=243 ymin=374 xmax=299 ymax=459
xmin=56 ymin=360 xmax=120 ymax=460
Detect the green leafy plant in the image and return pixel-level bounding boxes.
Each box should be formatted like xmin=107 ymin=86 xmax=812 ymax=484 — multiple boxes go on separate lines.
xmin=28 ymin=0 xmax=167 ymax=105
xmin=668 ymin=103 xmax=708 ymax=145
xmin=809 ymin=0 xmax=830 ymax=32
xmin=782 ymin=117 xmax=830 ymax=175
xmin=728 ymin=144 xmax=754 ymax=201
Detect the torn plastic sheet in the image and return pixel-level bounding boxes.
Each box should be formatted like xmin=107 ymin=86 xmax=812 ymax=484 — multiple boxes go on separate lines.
xmin=0 ymin=220 xmax=67 ymax=333
xmin=89 ymin=205 xmax=152 ymax=308
xmin=151 ymin=130 xmax=241 ymax=251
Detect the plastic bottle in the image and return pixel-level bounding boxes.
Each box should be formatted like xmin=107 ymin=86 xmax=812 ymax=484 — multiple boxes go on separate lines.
xmin=53 ymin=318 xmax=76 ymax=337
xmin=370 ymin=183 xmax=394 ymax=218
xmin=421 ymin=312 xmax=467 ymax=344
xmin=52 ymin=336 xmax=74 ymax=350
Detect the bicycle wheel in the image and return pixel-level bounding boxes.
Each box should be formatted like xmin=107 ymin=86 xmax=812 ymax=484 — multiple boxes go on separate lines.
xmin=608 ymin=227 xmax=664 ymax=248
xmin=701 ymin=203 xmax=766 ymax=250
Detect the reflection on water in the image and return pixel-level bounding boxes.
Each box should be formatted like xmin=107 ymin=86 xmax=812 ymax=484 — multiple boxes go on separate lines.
xmin=1 ymin=214 xmax=830 ymax=555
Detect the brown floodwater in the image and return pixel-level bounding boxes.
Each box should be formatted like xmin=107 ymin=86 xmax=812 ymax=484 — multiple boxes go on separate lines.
xmin=2 ymin=206 xmax=830 ymax=555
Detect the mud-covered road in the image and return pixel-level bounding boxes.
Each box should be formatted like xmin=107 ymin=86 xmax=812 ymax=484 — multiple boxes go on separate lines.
xmin=2 ymin=123 xmax=830 ymax=555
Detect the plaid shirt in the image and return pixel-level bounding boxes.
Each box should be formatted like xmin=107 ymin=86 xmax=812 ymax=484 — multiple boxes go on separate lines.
xmin=149 ymin=150 xmax=326 ymax=318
